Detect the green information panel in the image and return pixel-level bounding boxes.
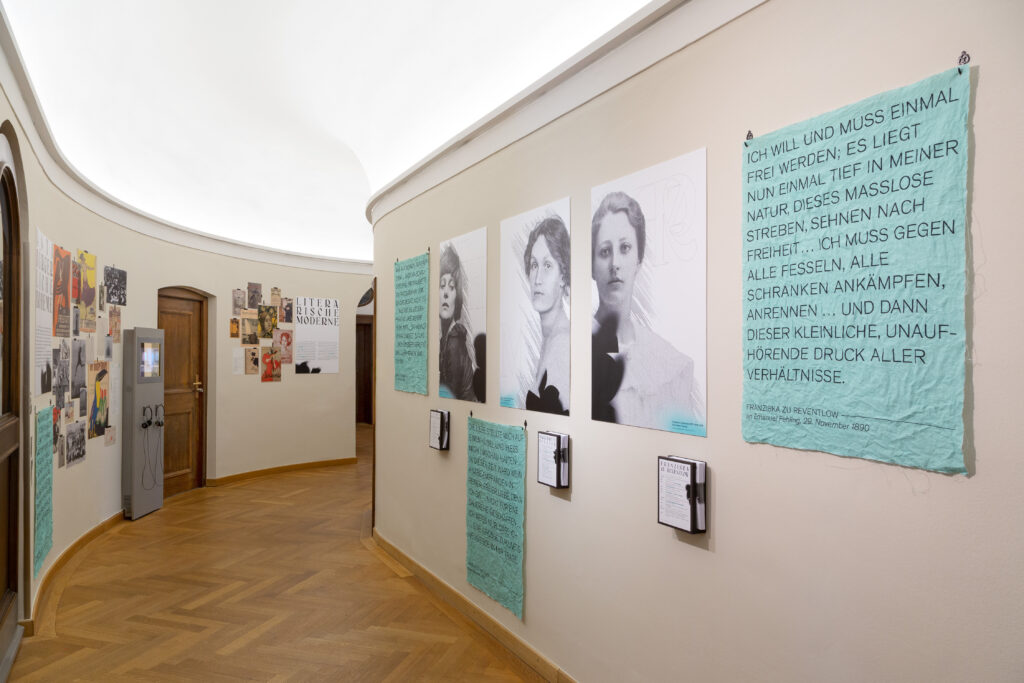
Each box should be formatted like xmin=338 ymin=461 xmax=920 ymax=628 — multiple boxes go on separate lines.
xmin=34 ymin=407 xmax=53 ymax=575
xmin=466 ymin=417 xmax=525 ymax=618
xmin=394 ymin=253 xmax=429 ymax=395
xmin=742 ymin=67 xmax=969 ymax=473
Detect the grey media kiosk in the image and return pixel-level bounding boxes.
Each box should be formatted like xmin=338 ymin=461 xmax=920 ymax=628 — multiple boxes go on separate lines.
xmin=122 ymin=327 xmax=165 ymax=520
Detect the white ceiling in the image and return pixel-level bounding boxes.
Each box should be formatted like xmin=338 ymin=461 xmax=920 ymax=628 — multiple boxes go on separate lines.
xmin=1 ymin=0 xmax=651 ymax=261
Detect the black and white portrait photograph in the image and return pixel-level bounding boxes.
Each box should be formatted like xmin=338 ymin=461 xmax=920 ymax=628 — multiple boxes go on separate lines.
xmin=38 ymin=354 xmax=52 ymax=395
xmin=438 ymin=227 xmax=487 ymax=403
xmin=104 ymin=266 xmax=127 ymax=305
xmin=590 ymin=149 xmax=707 ymax=436
xmin=56 ymin=432 xmax=66 ymax=468
xmin=499 ymin=197 xmax=571 ymax=415
xmin=232 ymin=288 xmax=245 ymax=316
xmin=66 ymin=421 xmax=86 ymax=467
xmin=53 ymin=346 xmax=68 ymax=409
xmin=71 ymin=338 xmax=87 ymax=405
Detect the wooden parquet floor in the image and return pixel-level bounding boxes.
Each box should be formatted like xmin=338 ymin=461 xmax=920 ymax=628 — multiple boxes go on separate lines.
xmin=12 ymin=424 xmax=541 ymax=682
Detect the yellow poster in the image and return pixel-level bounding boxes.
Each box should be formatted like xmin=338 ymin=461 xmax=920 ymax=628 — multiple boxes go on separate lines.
xmin=77 ymin=250 xmax=97 ymax=333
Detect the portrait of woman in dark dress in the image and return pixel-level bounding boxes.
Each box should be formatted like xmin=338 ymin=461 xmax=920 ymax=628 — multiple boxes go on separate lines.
xmin=439 ymin=242 xmax=484 ymax=402
xmin=523 ymin=216 xmax=570 ymax=415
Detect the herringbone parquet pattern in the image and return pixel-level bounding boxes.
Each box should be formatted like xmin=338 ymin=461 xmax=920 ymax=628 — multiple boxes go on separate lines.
xmin=12 ymin=425 xmax=540 ymax=682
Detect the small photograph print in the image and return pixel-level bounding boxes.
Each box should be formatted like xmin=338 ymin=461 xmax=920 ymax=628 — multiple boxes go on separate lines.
xmin=53 ymin=347 xmax=69 ymax=409
xmin=66 ymin=421 xmax=86 ymax=466
xmin=244 ymin=346 xmax=259 ymax=375
xmin=104 ymin=426 xmax=116 ymax=447
xmin=590 ymin=149 xmax=707 ymax=436
xmin=56 ymin=433 xmax=66 ymax=468
xmin=103 ymin=266 xmax=127 ymax=305
xmin=273 ymin=328 xmax=293 ymax=364
xmin=52 ymin=407 xmax=61 ymax=457
xmin=499 ymin=197 xmax=571 ymax=415
xmin=279 ymin=297 xmax=293 ymax=324
xmin=105 ymin=335 xmax=113 ymax=360
xmin=438 ymin=226 xmax=487 ymax=403
xmin=270 ymin=287 xmax=281 ymax=308
xmin=71 ymin=338 xmax=87 ymax=401
xmin=109 ymin=306 xmax=122 ymax=343
xmin=63 ymin=403 xmax=75 ymax=425
xmin=232 ymin=288 xmax=246 ymax=316
xmin=240 ymin=309 xmax=258 ymax=345
xmin=247 ymin=282 xmax=262 ymax=308
xmin=38 ymin=353 xmax=52 ymax=395
xmin=229 ymin=318 xmax=240 ymax=338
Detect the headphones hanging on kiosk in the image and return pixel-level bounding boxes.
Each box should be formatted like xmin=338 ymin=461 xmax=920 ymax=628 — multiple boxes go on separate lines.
xmin=154 ymin=404 xmax=165 ymax=428
xmin=141 ymin=405 xmax=153 ymax=429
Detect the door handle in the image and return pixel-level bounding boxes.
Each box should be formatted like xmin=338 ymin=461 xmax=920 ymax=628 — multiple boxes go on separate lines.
xmin=193 ymin=374 xmax=204 ymax=393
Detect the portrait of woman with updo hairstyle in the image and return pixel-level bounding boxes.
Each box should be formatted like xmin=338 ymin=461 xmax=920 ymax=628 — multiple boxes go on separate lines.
xmin=590 ymin=151 xmax=707 ymax=436
xmin=499 ymin=199 xmax=571 ymax=415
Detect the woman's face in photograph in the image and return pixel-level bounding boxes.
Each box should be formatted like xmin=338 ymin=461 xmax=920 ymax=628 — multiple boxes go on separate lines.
xmin=593 ymin=211 xmax=639 ymax=313
xmin=528 ymin=235 xmax=564 ymax=314
xmin=439 ymin=272 xmax=456 ymax=321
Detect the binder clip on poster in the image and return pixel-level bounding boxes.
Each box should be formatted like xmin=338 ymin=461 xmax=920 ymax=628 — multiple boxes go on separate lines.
xmin=657 ymin=456 xmax=706 ymax=533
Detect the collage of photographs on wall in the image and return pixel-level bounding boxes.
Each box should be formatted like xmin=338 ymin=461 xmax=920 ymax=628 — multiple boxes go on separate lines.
xmin=34 ymin=232 xmax=128 ymax=471
xmin=228 ymin=284 xmax=340 ymax=380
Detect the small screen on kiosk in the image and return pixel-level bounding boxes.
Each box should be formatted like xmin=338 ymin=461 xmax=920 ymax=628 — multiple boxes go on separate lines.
xmin=141 ymin=342 xmax=161 ymax=378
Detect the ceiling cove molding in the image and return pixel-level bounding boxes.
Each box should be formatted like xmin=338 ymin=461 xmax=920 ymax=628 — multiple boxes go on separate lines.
xmin=366 ymin=0 xmax=765 ymax=228
xmin=0 ymin=7 xmax=371 ymax=276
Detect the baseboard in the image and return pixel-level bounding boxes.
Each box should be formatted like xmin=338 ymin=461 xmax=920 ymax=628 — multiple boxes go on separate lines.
xmin=19 ymin=510 xmax=124 ymax=637
xmin=207 ymin=457 xmax=357 ymax=486
xmin=372 ymin=530 xmax=576 ymax=683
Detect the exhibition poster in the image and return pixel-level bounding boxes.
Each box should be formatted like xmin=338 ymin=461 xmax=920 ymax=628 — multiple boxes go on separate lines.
xmin=466 ymin=417 xmax=525 ymax=618
xmin=742 ymin=67 xmax=969 ymax=473
xmin=393 ymin=253 xmax=429 ymax=394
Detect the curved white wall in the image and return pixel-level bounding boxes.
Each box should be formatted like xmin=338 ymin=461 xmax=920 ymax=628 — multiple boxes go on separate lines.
xmin=0 ymin=79 xmax=371 ymax=609
xmin=371 ymin=1 xmax=1024 ymax=681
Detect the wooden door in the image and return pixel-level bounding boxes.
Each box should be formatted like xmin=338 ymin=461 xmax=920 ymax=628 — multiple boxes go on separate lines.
xmin=355 ymin=315 xmax=373 ymax=424
xmin=0 ymin=163 xmax=21 ymax=661
xmin=157 ymin=288 xmax=206 ymax=498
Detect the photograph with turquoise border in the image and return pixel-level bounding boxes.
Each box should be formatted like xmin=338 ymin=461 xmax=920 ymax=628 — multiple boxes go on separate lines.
xmin=590 ymin=149 xmax=708 ymax=436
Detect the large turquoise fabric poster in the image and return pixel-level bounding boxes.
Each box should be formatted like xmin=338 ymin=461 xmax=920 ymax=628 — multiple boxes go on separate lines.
xmin=466 ymin=417 xmax=526 ymax=618
xmin=34 ymin=407 xmax=54 ymax=575
xmin=742 ymin=67 xmax=969 ymax=473
xmin=394 ymin=253 xmax=429 ymax=395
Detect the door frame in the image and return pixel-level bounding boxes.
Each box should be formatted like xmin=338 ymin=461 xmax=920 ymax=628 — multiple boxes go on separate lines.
xmin=157 ymin=286 xmax=208 ymax=490
xmin=368 ymin=278 xmax=377 ymax=529
xmin=0 ymin=122 xmax=26 ymax=669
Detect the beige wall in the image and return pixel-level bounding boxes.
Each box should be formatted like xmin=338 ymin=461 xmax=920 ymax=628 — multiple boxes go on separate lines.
xmin=0 ymin=83 xmax=371 ymax=602
xmin=372 ymin=1 xmax=1024 ymax=681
